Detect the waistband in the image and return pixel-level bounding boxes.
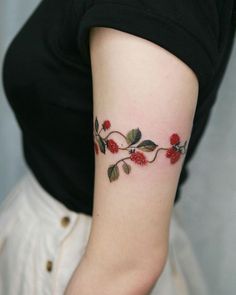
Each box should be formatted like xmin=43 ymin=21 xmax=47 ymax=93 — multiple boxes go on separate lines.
xmin=22 ymin=169 xmax=81 ymax=227
xmin=21 ymin=169 xmax=180 ymax=243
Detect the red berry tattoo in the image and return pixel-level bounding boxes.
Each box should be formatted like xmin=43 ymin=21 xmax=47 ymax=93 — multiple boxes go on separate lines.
xmin=94 ymin=142 xmax=99 ymax=155
xmin=102 ymin=120 xmax=111 ymax=130
xmin=166 ymin=134 xmax=187 ymax=164
xmin=93 ymin=117 xmax=188 ymax=182
xmin=107 ymin=139 xmax=119 ymax=153
xmin=170 ymin=133 xmax=180 ymax=145
xmin=130 ymin=151 xmax=148 ymax=165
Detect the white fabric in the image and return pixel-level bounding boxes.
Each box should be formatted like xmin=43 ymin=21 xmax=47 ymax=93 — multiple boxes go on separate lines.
xmin=0 ymin=169 xmax=207 ymax=295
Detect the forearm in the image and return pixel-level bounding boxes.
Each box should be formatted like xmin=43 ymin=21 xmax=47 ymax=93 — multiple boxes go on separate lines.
xmin=64 ymin=254 xmax=163 ymax=295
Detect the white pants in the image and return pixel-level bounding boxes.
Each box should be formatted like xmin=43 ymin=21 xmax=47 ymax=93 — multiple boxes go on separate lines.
xmin=0 ymin=169 xmax=208 ymax=295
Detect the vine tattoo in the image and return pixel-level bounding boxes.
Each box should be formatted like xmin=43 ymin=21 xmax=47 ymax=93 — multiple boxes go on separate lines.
xmin=93 ymin=117 xmax=188 ymax=182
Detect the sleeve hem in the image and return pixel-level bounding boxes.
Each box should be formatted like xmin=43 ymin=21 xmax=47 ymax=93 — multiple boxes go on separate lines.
xmin=77 ymin=2 xmax=216 ymax=90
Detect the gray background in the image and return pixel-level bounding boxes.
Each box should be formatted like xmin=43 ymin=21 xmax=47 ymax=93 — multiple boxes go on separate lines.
xmin=0 ymin=1 xmax=235 ymax=294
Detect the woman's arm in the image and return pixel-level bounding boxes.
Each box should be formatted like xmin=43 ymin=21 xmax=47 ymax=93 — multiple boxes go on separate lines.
xmin=65 ymin=27 xmax=198 ymax=295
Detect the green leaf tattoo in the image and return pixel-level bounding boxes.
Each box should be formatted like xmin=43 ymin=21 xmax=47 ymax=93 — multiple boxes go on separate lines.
xmin=108 ymin=164 xmax=119 ymax=182
xmin=95 ymin=117 xmax=99 ymax=133
xmin=122 ymin=162 xmax=131 ymax=175
xmin=125 ymin=128 xmax=142 ymax=145
xmin=136 ymin=140 xmax=158 ymax=152
xmin=97 ymin=135 xmax=106 ymax=154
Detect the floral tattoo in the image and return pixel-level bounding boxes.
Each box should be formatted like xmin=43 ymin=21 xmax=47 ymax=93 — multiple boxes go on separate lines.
xmin=93 ymin=117 xmax=188 ymax=182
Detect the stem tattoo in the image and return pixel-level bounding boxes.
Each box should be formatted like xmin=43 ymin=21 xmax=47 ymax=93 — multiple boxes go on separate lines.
xmin=93 ymin=117 xmax=188 ymax=182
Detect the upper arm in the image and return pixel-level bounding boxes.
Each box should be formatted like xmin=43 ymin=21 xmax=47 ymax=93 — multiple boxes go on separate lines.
xmin=84 ymin=26 xmax=198 ymax=276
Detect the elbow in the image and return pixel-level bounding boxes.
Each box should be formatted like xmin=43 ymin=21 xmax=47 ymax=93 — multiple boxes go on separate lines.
xmin=65 ymin=246 xmax=169 ymax=295
xmin=135 ymin=248 xmax=169 ymax=294
xmin=115 ymin=245 xmax=169 ymax=295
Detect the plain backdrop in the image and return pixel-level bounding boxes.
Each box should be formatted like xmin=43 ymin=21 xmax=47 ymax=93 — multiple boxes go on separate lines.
xmin=0 ymin=1 xmax=236 ymax=294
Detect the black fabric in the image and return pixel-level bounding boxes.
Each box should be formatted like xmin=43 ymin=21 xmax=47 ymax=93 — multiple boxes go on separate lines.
xmin=2 ymin=0 xmax=235 ymax=215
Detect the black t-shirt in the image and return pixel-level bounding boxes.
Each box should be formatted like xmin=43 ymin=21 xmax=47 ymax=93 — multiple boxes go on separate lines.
xmin=2 ymin=0 xmax=236 ymax=215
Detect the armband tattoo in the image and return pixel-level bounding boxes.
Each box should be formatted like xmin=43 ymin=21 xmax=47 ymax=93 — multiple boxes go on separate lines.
xmin=93 ymin=117 xmax=187 ymax=182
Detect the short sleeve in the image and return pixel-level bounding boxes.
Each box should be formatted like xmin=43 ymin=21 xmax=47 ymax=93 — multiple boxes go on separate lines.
xmin=76 ymin=0 xmax=220 ymax=90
